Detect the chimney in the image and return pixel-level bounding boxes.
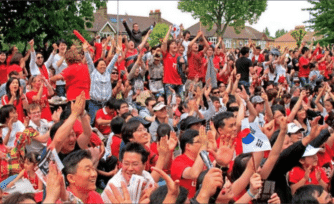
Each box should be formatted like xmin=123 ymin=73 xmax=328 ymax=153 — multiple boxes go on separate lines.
xmin=149 ymin=9 xmax=161 ymax=22
xmin=96 ymin=4 xmax=107 ymax=19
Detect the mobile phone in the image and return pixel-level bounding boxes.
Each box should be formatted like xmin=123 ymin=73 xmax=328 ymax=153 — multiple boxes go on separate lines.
xmin=256 ymin=180 xmax=275 ymax=203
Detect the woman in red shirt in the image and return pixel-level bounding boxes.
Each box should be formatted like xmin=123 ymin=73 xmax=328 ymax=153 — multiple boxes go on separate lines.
xmin=1 ymin=77 xmax=28 ymax=122
xmin=26 ymin=75 xmax=54 ymax=121
xmin=0 ymin=51 xmax=7 ymax=85
xmin=7 ymin=53 xmax=24 ymax=79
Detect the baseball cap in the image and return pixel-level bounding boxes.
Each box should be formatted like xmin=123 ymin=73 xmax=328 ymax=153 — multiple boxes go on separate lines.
xmin=251 ymin=96 xmax=264 ymax=104
xmin=153 ymin=102 xmax=166 ymax=111
xmin=302 ymin=145 xmax=321 ymax=157
xmin=287 ymin=123 xmax=305 ymax=134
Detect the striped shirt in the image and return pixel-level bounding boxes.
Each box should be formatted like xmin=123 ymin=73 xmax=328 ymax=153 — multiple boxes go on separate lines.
xmin=85 ymin=52 xmax=119 ymax=102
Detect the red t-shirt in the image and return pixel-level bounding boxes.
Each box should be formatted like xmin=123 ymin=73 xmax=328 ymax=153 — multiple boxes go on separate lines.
xmin=289 ymin=166 xmax=329 ymax=185
xmin=171 ymin=154 xmax=213 ymax=198
xmin=23 ymin=170 xmax=39 ymax=190
xmin=93 ymin=43 xmax=102 ymax=63
xmin=0 ymin=64 xmax=7 ymax=84
xmin=26 ymin=87 xmax=52 ymax=121
xmin=94 ymin=108 xmax=116 ymax=135
xmin=38 ymin=65 xmax=49 ymax=80
xmin=73 ymin=120 xmax=102 ymax=147
xmin=67 ymin=187 xmax=104 ymax=203
xmin=162 ymin=51 xmax=182 ymax=85
xmin=144 ymin=145 xmax=158 ymax=172
xmin=317 ymin=144 xmax=334 ymax=178
xmin=150 ymin=142 xmax=172 ymax=174
xmin=298 ymin=56 xmax=310 ymax=78
xmin=252 ymin=54 xmax=265 ymax=64
xmin=7 ymin=64 xmax=22 ymax=77
xmin=216 ymin=131 xmax=243 ymax=156
xmin=1 ymin=95 xmax=25 ymax=122
xmin=6 ymin=55 xmax=12 ymax=66
xmin=111 ymin=135 xmax=122 ymax=159
xmin=187 ymin=51 xmax=205 ymax=80
xmin=61 ymin=63 xmax=90 ymax=101
xmin=125 ymin=48 xmax=139 ymax=68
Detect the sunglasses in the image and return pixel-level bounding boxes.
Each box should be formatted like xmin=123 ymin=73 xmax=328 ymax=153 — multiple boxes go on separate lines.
xmin=111 ymin=72 xmax=118 ymax=75
xmin=213 ymin=91 xmax=219 ymax=94
xmin=37 ymin=56 xmax=44 ymax=59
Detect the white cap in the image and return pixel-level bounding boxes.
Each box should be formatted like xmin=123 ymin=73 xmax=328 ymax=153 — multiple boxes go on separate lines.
xmin=153 ymin=102 xmax=166 ymax=111
xmin=303 ymin=145 xmax=321 ymax=157
xmin=287 ymin=123 xmax=305 ymax=134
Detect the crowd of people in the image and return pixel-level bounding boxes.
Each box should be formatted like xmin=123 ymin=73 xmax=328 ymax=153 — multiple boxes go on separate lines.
xmin=1 ymin=19 xmax=334 ymax=204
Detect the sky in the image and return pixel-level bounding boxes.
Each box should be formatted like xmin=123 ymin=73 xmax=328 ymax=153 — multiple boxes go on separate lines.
xmin=106 ymin=0 xmax=313 ymax=37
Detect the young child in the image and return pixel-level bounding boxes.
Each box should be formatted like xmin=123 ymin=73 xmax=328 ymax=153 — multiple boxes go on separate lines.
xmin=289 ymin=145 xmax=329 ymax=195
xmin=6 ymin=152 xmax=43 ymax=190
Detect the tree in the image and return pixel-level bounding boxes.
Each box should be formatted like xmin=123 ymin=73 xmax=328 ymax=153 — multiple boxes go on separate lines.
xmin=0 ymin=0 xmax=106 ymax=51
xmin=263 ymin=27 xmax=270 ymax=38
xmin=178 ymin=0 xmax=267 ymax=36
xmin=147 ymin=23 xmax=170 ymax=47
xmin=304 ymin=0 xmax=334 ymax=46
xmin=291 ymin=29 xmax=307 ymax=48
xmin=275 ymin=29 xmax=288 ymax=39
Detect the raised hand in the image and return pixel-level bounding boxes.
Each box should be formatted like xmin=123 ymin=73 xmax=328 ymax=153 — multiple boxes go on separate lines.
xmin=279 ymin=116 xmax=287 ymax=132
xmin=52 ymin=43 xmax=58 ymax=51
xmin=71 ymin=91 xmax=86 ymax=117
xmin=249 ymin=173 xmax=263 ymax=196
xmin=209 ymin=134 xmax=235 ymax=166
xmin=268 ymin=193 xmax=281 ymax=204
xmin=199 ymin=126 xmax=208 ymax=148
xmin=168 ymin=131 xmax=178 ymax=151
xmin=105 ymin=182 xmax=131 ymax=204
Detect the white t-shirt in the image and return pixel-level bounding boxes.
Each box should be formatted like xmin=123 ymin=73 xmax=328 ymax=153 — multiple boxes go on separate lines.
xmin=182 ymin=40 xmax=190 ymax=59
xmin=52 ymin=54 xmax=68 ymax=86
xmin=101 ymin=169 xmax=155 ymax=203
xmin=26 ymin=119 xmax=50 ymax=153
xmin=2 ymin=121 xmax=25 ymax=147
xmin=275 ymin=64 xmax=286 ymax=83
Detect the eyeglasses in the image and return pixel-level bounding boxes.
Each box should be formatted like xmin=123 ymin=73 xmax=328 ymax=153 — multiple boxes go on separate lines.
xmin=111 ymin=72 xmax=118 ymax=75
xmin=37 ymin=56 xmax=44 ymax=59
xmin=136 ymin=128 xmax=147 ymax=133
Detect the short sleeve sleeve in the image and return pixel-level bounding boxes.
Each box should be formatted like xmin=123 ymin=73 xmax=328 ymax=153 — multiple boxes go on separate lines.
xmin=171 ymin=157 xmax=188 ymax=181
xmin=289 ymin=167 xmax=303 ymax=184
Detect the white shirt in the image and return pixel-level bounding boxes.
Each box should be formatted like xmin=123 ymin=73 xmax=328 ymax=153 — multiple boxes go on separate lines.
xmin=274 ymin=64 xmax=286 ymax=83
xmin=29 ymin=51 xmax=55 ymax=76
xmin=26 ymin=119 xmax=51 ymax=153
xmin=101 ymin=169 xmax=155 ymax=203
xmin=182 ymin=40 xmax=190 ymax=59
xmin=52 ymin=54 xmax=67 ymax=86
xmin=2 ymin=121 xmax=25 ymax=147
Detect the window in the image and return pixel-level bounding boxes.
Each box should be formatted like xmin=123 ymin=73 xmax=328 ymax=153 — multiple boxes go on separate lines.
xmin=233 ymin=41 xmax=236 ymax=48
xmin=224 ymin=39 xmax=232 ymax=48
xmin=208 ymin=37 xmax=217 ymax=45
xmin=244 ymin=40 xmax=248 ymax=46
xmin=100 ymin=32 xmax=114 ymax=38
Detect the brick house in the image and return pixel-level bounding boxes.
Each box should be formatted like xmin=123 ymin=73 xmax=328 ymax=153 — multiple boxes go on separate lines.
xmin=186 ymin=22 xmax=273 ymax=49
xmin=86 ymin=5 xmax=173 ymax=38
xmin=274 ymin=25 xmax=322 ymax=51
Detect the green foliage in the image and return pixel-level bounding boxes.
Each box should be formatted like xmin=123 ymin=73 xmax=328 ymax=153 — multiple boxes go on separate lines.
xmin=178 ymin=0 xmax=267 ymax=36
xmin=304 ymin=0 xmax=334 ymax=46
xmin=0 ymin=0 xmax=106 ymax=50
xmin=263 ymin=27 xmax=270 ymax=38
xmin=275 ymin=29 xmax=288 ymax=39
xmin=291 ymin=29 xmax=307 ymax=48
xmin=147 ymin=23 xmax=170 ymax=47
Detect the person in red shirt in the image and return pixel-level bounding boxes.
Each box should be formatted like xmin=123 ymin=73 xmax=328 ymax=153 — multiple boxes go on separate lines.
xmin=124 ymin=30 xmax=151 ymax=68
xmin=108 ymin=117 xmax=124 ymax=160
xmin=62 ymin=150 xmax=104 ymax=203
xmin=7 ymin=53 xmax=24 ymax=79
xmin=1 ymin=77 xmax=28 ymax=122
xmin=26 ymin=76 xmax=54 ymax=121
xmin=185 ymin=30 xmax=210 ymax=91
xmin=299 ymin=46 xmax=317 ymax=86
xmin=6 ymin=46 xmax=18 ymax=66
xmin=0 ymin=51 xmax=7 ymax=85
xmin=161 ymin=26 xmax=183 ymax=99
xmin=289 ymin=145 xmax=329 ymax=195
xmin=252 ymin=46 xmax=265 ymax=64
xmin=50 ymin=49 xmax=91 ymax=101
xmin=95 ymin=99 xmax=116 ymax=136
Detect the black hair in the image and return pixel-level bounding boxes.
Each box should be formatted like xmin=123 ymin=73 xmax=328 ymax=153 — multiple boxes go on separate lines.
xmin=167 ymin=39 xmax=177 ymax=53
xmin=50 ymin=120 xmax=65 ymax=140
xmin=0 ymin=105 xmax=16 ymax=124
xmin=105 ymin=98 xmax=115 ymax=110
xmin=114 ymin=99 xmax=128 ymax=111
xmin=25 ymin=152 xmax=39 ymax=164
xmin=231 ymin=153 xmax=252 ymax=182
xmin=271 ymin=105 xmax=286 ymax=118
xmin=0 ymin=51 xmax=6 ymax=65
xmin=292 ymin=185 xmax=324 ymax=204
xmin=240 ymin=47 xmax=250 ymax=56
xmin=325 ymin=98 xmax=334 ymax=109
xmin=120 ymin=142 xmax=149 ymax=164
xmin=213 ymin=111 xmax=235 ymax=130
xmin=94 ymin=58 xmax=106 ymax=69
xmin=3 ymin=192 xmax=35 ymax=204
xmin=301 ymin=47 xmax=309 ymax=55
xmin=210 ymin=96 xmax=220 ymax=103
xmin=269 ymin=129 xmax=281 ymax=146
xmin=289 ymin=97 xmax=299 ymax=111
xmin=8 ymin=71 xmax=19 ymax=78
xmin=149 ymin=185 xmax=188 ymax=204
xmin=121 ymin=112 xmax=132 ymax=120
xmin=179 ymin=129 xmax=199 ymax=154
xmin=56 ymin=39 xmax=67 ymax=47
xmin=6 ymin=77 xmax=21 ymax=105
xmin=157 ymin=123 xmax=171 ymax=141
xmin=60 ymin=108 xmax=72 ymax=121
xmin=9 ymin=53 xmax=23 ymax=65
xmin=110 ymin=117 xmax=124 ymax=135
xmin=145 ymin=97 xmax=156 ymax=107
xmin=121 ymin=120 xmax=142 ymax=144
xmin=183 ymin=30 xmax=190 ymax=38
xmin=63 ymin=150 xmax=92 ymax=184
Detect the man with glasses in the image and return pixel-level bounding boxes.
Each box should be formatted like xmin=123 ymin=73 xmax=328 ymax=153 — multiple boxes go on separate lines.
xmin=29 ymin=39 xmax=57 ymax=80
xmin=139 ymin=97 xmax=156 ymax=123
xmin=26 ymin=104 xmax=52 ymax=154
